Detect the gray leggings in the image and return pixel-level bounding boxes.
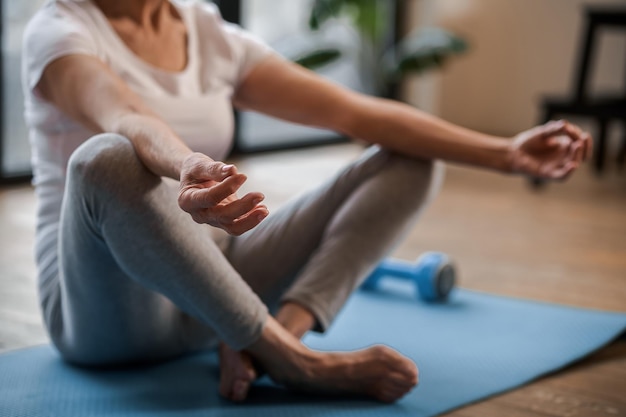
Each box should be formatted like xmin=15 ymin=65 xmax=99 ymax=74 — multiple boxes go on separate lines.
xmin=40 ymin=134 xmax=443 ymax=366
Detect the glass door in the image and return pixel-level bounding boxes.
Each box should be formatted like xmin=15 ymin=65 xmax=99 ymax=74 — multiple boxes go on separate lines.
xmin=232 ymin=0 xmax=396 ymax=151
xmin=1 ymin=0 xmax=45 ymax=181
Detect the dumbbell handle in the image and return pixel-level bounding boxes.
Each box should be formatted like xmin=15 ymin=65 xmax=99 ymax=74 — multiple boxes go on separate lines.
xmin=363 ymin=258 xmax=422 ymax=290
xmin=375 ymin=259 xmax=419 ymax=281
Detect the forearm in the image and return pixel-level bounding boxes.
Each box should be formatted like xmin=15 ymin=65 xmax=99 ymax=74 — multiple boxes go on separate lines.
xmin=111 ymin=113 xmax=195 ymax=180
xmin=342 ymin=95 xmax=512 ymax=172
xmin=38 ymin=55 xmax=198 ymax=180
xmin=236 ymin=53 xmax=589 ymax=182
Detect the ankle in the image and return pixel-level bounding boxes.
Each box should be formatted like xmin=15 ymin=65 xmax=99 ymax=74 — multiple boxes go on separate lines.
xmin=247 ymin=317 xmax=331 ymax=387
xmin=275 ymin=302 xmax=316 ymax=339
xmin=247 ymin=317 xmax=306 ymax=366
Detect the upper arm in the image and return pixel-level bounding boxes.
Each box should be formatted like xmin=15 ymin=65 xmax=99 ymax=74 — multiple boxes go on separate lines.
xmin=23 ymin=4 xmax=151 ymax=133
xmin=37 ymin=54 xmax=152 ymax=132
xmin=232 ymin=55 xmax=362 ymax=135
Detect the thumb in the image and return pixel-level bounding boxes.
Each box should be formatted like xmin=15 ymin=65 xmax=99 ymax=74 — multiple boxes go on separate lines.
xmin=536 ymin=120 xmax=567 ymax=142
xmin=203 ymin=162 xmax=237 ymax=182
xmin=546 ymin=135 xmax=572 ymax=149
xmin=183 ymin=153 xmax=237 ymax=182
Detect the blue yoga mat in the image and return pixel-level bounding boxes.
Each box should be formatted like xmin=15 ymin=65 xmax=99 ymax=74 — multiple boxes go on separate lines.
xmin=1 ymin=287 xmax=625 ymax=417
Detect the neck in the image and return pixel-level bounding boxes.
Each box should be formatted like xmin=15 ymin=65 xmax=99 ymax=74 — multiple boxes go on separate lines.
xmin=93 ymin=0 xmax=168 ymax=26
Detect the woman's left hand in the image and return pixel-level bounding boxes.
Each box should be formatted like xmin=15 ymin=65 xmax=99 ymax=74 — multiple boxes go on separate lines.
xmin=507 ymin=120 xmax=592 ymax=180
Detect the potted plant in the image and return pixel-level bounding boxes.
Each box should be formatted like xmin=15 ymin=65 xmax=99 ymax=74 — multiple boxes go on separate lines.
xmin=295 ymin=0 xmax=468 ymax=98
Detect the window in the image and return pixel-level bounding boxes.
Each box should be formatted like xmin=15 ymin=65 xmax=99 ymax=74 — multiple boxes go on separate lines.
xmin=218 ymin=0 xmax=397 ymax=152
xmin=0 ymin=0 xmax=43 ymax=181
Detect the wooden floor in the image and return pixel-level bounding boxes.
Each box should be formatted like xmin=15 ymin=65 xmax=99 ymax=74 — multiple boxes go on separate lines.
xmin=1 ymin=143 xmax=625 ymax=416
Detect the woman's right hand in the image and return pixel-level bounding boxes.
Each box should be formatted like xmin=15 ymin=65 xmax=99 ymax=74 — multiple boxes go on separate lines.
xmin=178 ymin=153 xmax=269 ymax=236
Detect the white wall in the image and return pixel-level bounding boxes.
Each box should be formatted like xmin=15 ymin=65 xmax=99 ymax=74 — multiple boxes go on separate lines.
xmin=404 ymin=0 xmax=626 ymax=136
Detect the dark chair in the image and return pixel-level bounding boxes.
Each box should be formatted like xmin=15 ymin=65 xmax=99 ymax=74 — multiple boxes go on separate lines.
xmin=540 ymin=7 xmax=626 ymax=174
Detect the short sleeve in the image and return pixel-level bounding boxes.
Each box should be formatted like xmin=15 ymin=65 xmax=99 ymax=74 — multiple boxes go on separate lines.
xmin=220 ymin=20 xmax=275 ymax=84
xmin=193 ymin=2 xmax=275 ymax=87
xmin=22 ymin=2 xmax=98 ymax=95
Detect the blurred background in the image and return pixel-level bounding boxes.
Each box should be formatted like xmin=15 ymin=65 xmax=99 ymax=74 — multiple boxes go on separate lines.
xmin=2 ymin=0 xmax=625 ymax=177
xmin=404 ymin=0 xmax=625 ymax=138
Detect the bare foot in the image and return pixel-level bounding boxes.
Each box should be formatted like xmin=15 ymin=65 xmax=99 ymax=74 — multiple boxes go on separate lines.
xmin=218 ymin=343 xmax=258 ymax=402
xmin=278 ymin=345 xmax=418 ymax=403
xmin=248 ymin=318 xmax=419 ymax=403
xmin=219 ymin=302 xmax=315 ymax=402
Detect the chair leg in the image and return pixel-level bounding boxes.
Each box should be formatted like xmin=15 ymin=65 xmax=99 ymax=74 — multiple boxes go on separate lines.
xmin=594 ymin=119 xmax=608 ymax=175
xmin=529 ymin=177 xmax=548 ymax=189
xmin=617 ymin=126 xmax=626 ymax=171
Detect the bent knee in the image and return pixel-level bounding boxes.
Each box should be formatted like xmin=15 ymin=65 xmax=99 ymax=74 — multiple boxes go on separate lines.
xmin=67 ymin=133 xmax=156 ymax=194
xmin=386 ymin=153 xmax=445 ymax=201
xmin=68 ymin=133 xmax=135 ymax=179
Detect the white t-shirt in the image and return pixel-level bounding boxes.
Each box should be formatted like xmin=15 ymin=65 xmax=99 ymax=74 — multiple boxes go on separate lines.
xmin=22 ymin=0 xmax=273 ymax=273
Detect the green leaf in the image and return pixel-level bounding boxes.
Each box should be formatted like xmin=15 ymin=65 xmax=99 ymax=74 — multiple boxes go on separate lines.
xmin=309 ymin=0 xmax=391 ymax=44
xmin=390 ymin=28 xmax=468 ymax=76
xmin=294 ymin=48 xmax=342 ymax=70
xmin=353 ymin=0 xmax=390 ymax=44
xmin=309 ymin=0 xmax=347 ymax=30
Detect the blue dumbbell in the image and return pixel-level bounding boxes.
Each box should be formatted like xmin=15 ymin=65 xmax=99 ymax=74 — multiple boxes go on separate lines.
xmin=362 ymin=252 xmax=456 ymax=302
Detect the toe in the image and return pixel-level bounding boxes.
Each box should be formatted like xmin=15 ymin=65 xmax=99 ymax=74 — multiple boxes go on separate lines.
xmin=231 ymin=379 xmax=251 ymax=402
xmin=218 ymin=364 xmax=233 ymax=398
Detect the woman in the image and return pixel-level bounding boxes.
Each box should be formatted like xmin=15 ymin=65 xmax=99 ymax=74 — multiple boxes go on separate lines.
xmin=23 ymin=0 xmax=590 ymax=404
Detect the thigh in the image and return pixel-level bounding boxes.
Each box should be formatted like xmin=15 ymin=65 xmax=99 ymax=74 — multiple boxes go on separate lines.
xmin=225 ymin=146 xmax=391 ymax=309
xmin=58 ymin=168 xmax=220 ymax=365
xmin=55 ymin=136 xmax=242 ymax=365
xmin=226 ymin=146 xmax=443 ymax=323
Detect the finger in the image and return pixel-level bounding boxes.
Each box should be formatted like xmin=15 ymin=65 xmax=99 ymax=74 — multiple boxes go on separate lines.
xmin=547 ymin=136 xmax=572 ymax=159
xmin=561 ymin=140 xmax=584 ymax=166
xmin=207 ymin=174 xmax=248 ymax=205
xmin=214 ymin=193 xmax=265 ymax=224
xmin=546 ymin=135 xmax=566 ymax=148
xmin=218 ymin=362 xmax=233 ymax=399
xmin=537 ymin=120 xmax=568 ymax=141
xmin=380 ymin=379 xmax=414 ymax=401
xmin=387 ymin=371 xmax=418 ymax=390
xmin=561 ymin=121 xmax=585 ymax=143
xmin=561 ymin=138 xmax=578 ymax=164
xmin=225 ymin=206 xmax=269 ymax=236
xmin=379 ymin=388 xmax=404 ymax=403
xmin=574 ymin=142 xmax=584 ymax=164
xmin=231 ymin=379 xmax=251 ymax=402
xmin=186 ymin=194 xmax=264 ymax=227
xmin=550 ymin=161 xmax=578 ymax=181
xmin=218 ymin=374 xmax=232 ymax=399
xmin=186 ymin=174 xmax=248 ymax=209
